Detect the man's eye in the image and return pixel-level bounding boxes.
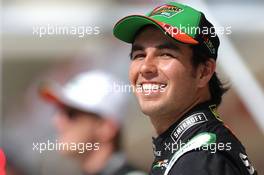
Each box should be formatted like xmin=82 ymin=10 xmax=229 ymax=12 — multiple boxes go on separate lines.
xmin=160 ymin=53 xmax=175 ymax=58
xmin=131 ymin=54 xmax=145 ymax=60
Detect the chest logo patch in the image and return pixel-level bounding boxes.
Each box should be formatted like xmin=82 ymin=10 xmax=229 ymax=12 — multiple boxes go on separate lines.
xmin=153 ymin=159 xmax=169 ymax=170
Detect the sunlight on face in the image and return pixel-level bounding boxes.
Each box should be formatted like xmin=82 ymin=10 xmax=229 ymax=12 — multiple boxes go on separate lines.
xmin=129 ymin=26 xmax=199 ymax=118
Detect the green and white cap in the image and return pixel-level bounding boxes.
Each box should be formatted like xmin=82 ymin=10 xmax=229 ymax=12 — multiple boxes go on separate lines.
xmin=113 ymin=2 xmax=220 ymax=59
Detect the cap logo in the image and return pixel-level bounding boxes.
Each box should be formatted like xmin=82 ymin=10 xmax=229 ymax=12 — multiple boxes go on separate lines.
xmin=150 ymin=4 xmax=183 ymax=18
xmin=201 ymin=34 xmax=215 ymax=54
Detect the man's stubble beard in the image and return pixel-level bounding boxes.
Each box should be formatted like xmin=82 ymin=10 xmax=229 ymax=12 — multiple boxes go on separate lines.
xmin=138 ymin=97 xmax=177 ymax=118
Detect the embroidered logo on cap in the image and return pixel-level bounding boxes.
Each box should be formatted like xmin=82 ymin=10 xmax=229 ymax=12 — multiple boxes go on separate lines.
xmin=150 ymin=4 xmax=184 ymax=18
xmin=201 ymin=34 xmax=215 ymax=54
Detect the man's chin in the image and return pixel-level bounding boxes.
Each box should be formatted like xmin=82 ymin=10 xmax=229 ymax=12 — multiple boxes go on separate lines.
xmin=56 ymin=139 xmax=87 ymax=157
xmin=139 ymin=102 xmax=163 ymax=117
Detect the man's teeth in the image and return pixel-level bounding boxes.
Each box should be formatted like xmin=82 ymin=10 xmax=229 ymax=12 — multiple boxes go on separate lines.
xmin=141 ymin=84 xmax=165 ymax=91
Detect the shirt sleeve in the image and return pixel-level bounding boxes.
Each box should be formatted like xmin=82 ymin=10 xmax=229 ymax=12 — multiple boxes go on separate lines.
xmin=168 ymin=151 xmax=241 ymax=175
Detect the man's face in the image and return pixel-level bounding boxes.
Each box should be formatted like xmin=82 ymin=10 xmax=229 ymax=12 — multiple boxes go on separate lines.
xmin=129 ymin=26 xmax=200 ymax=118
xmin=53 ymin=107 xmax=101 ymax=155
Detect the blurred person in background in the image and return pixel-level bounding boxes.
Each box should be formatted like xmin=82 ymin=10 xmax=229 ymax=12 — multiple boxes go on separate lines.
xmin=39 ymin=70 xmax=146 ymax=175
xmin=113 ymin=2 xmax=257 ymax=175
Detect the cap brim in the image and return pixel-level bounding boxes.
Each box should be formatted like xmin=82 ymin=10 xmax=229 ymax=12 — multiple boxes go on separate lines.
xmin=39 ymin=81 xmax=66 ymax=107
xmin=39 ymin=82 xmax=102 ymax=115
xmin=113 ymin=15 xmax=198 ymax=44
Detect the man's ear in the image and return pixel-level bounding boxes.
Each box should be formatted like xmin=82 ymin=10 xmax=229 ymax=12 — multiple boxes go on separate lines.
xmin=197 ymin=58 xmax=216 ymax=88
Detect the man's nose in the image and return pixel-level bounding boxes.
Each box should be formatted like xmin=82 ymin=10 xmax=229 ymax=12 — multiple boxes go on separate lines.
xmin=140 ymin=55 xmax=158 ymax=78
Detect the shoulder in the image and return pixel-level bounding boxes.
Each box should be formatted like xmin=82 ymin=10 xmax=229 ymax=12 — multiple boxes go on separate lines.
xmin=165 ymin=131 xmax=257 ymax=175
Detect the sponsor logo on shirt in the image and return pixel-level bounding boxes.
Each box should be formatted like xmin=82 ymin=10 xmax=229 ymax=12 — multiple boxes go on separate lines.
xmin=209 ymin=104 xmax=222 ymax=121
xmin=239 ymin=153 xmax=255 ymax=175
xmin=171 ymin=113 xmax=208 ymax=143
xmin=153 ymin=143 xmax=161 ymax=157
xmin=153 ymin=159 xmax=169 ymax=170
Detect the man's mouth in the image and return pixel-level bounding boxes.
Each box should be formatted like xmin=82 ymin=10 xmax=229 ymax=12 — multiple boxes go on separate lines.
xmin=137 ymin=82 xmax=167 ymax=94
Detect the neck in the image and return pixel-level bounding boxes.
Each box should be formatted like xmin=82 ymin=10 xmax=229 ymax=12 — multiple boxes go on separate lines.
xmin=81 ymin=143 xmax=114 ymax=174
xmin=150 ymin=88 xmax=211 ymax=135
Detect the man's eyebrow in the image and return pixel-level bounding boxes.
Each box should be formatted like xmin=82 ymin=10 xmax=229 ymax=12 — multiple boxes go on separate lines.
xmin=130 ymin=44 xmax=144 ymax=58
xmin=156 ymin=42 xmax=180 ymax=51
xmin=129 ymin=42 xmax=181 ymax=58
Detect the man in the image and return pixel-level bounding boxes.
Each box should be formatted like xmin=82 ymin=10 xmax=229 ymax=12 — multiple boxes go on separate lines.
xmin=40 ymin=70 xmax=146 ymax=175
xmin=113 ymin=2 xmax=257 ymax=175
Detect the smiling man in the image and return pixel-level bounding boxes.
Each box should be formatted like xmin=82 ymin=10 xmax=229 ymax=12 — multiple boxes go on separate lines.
xmin=113 ymin=2 xmax=257 ymax=175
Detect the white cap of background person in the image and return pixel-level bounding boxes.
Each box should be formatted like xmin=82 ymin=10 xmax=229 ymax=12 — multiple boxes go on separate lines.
xmin=39 ymin=70 xmax=128 ymax=125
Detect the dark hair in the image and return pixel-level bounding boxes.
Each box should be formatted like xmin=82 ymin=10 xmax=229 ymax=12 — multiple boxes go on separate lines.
xmin=191 ymin=46 xmax=229 ymax=106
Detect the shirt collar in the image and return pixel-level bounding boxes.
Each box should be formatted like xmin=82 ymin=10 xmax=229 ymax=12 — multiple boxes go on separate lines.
xmin=152 ymin=100 xmax=217 ymax=158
